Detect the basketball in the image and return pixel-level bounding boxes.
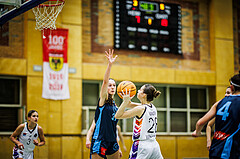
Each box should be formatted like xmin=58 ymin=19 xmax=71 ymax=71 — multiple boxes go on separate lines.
xmin=117 ymin=81 xmax=136 ymax=99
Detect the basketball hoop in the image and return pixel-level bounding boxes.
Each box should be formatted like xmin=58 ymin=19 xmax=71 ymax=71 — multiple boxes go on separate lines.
xmin=32 ymin=0 xmax=64 ymax=30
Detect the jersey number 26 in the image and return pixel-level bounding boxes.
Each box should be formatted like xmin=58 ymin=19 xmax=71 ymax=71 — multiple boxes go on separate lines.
xmin=148 ymin=117 xmax=157 ymax=133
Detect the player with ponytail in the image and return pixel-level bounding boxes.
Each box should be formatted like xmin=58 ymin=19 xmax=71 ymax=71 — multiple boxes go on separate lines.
xmin=115 ymin=84 xmax=164 ymax=159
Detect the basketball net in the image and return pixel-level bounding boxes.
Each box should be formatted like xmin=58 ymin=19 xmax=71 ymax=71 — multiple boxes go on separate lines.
xmin=32 ymin=0 xmax=64 ymax=30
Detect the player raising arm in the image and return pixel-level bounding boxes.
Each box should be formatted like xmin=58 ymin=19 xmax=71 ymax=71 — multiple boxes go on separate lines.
xmin=90 ymin=49 xmax=121 ymax=159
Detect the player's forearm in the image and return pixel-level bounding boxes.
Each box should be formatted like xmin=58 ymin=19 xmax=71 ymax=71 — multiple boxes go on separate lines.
xmin=206 ymin=126 xmax=212 ymax=141
xmin=115 ymin=101 xmax=128 ymax=119
xmin=86 ymin=133 xmax=92 ymax=142
xmin=38 ymin=141 xmax=45 ymax=146
xmin=10 ymin=137 xmax=21 ymax=145
xmin=118 ymin=135 xmax=125 ymax=145
xmin=195 ymin=119 xmax=205 ymax=134
xmin=120 ymin=139 xmax=126 ymax=146
xmin=87 ymin=127 xmax=94 ymax=142
xmin=103 ymin=63 xmax=112 ymax=83
xmin=126 ymin=101 xmax=140 ymax=108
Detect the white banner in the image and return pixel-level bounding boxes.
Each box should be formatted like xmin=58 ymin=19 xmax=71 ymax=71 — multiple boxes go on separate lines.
xmin=42 ymin=62 xmax=70 ymax=100
xmin=42 ymin=29 xmax=70 ymax=100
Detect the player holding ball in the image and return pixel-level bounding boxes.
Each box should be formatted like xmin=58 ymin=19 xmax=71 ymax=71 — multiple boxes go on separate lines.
xmin=115 ymin=83 xmax=164 ymax=159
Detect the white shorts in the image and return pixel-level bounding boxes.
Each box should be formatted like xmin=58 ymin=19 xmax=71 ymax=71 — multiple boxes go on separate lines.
xmin=129 ymin=139 xmax=163 ymax=159
xmin=12 ymin=146 xmax=34 ymax=159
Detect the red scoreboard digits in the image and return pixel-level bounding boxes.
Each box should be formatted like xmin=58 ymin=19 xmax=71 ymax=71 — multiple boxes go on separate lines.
xmin=161 ymin=19 xmax=168 ymax=27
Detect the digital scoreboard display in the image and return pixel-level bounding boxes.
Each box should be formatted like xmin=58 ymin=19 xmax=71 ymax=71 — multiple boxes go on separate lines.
xmin=114 ymin=0 xmax=182 ymax=54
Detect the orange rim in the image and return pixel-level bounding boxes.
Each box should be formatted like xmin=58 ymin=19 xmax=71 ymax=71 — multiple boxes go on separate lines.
xmin=38 ymin=0 xmax=64 ymax=7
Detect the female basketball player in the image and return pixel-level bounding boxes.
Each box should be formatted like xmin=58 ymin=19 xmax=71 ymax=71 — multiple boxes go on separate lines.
xmin=10 ymin=110 xmax=45 ymax=159
xmin=193 ymin=73 xmax=240 ymax=158
xmin=115 ymin=84 xmax=164 ymax=159
xmin=90 ymin=49 xmax=120 ymax=159
xmin=206 ymin=87 xmax=232 ymax=151
xmin=86 ymin=120 xmax=126 ymax=158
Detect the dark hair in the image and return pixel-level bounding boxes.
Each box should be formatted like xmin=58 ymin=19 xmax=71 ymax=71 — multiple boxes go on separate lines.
xmin=106 ymin=95 xmax=114 ymax=105
xmin=109 ymin=78 xmax=115 ymax=82
xmin=143 ymin=84 xmax=161 ymax=101
xmin=105 ymin=78 xmax=115 ymax=105
xmin=28 ymin=110 xmax=38 ymax=117
xmin=229 ymin=72 xmax=240 ymax=92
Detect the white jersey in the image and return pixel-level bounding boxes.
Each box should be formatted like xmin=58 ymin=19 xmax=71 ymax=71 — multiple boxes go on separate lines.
xmin=18 ymin=122 xmax=38 ymax=152
xmin=130 ymin=104 xmax=163 ymax=159
xmin=132 ymin=104 xmax=157 ymax=141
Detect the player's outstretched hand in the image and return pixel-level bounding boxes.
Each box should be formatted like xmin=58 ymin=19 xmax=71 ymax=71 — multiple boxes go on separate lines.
xmin=105 ymin=49 xmax=118 ymax=64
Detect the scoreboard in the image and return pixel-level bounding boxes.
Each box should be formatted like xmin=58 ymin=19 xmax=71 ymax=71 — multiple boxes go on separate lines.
xmin=114 ymin=0 xmax=182 ymax=54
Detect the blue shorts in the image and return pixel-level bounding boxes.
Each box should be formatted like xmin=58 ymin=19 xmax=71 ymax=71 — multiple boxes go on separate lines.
xmin=90 ymin=139 xmax=119 ymax=158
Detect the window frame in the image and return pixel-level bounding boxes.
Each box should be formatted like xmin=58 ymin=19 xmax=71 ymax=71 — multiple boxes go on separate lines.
xmin=0 ymin=76 xmax=22 ymax=107
xmin=0 ymin=76 xmax=25 ymax=135
xmin=156 ymin=84 xmax=209 ymax=135
xmin=82 ymin=80 xmax=102 ymax=134
xmin=81 ymin=81 xmax=209 ymax=135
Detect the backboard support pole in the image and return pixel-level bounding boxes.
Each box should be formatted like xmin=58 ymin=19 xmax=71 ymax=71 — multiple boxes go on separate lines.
xmin=0 ymin=0 xmax=48 ymax=26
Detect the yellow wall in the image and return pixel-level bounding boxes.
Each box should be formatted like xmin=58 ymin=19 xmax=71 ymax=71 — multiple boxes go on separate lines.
xmin=0 ymin=58 xmax=26 ymax=75
xmin=210 ymin=0 xmax=234 ymax=100
xmin=83 ymin=63 xmax=216 ymax=85
xmin=0 ymin=0 xmax=235 ymax=158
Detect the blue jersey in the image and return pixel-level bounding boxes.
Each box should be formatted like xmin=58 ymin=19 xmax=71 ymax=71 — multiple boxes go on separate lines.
xmin=92 ymin=99 xmax=118 ymax=142
xmin=209 ymin=95 xmax=240 ymax=158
